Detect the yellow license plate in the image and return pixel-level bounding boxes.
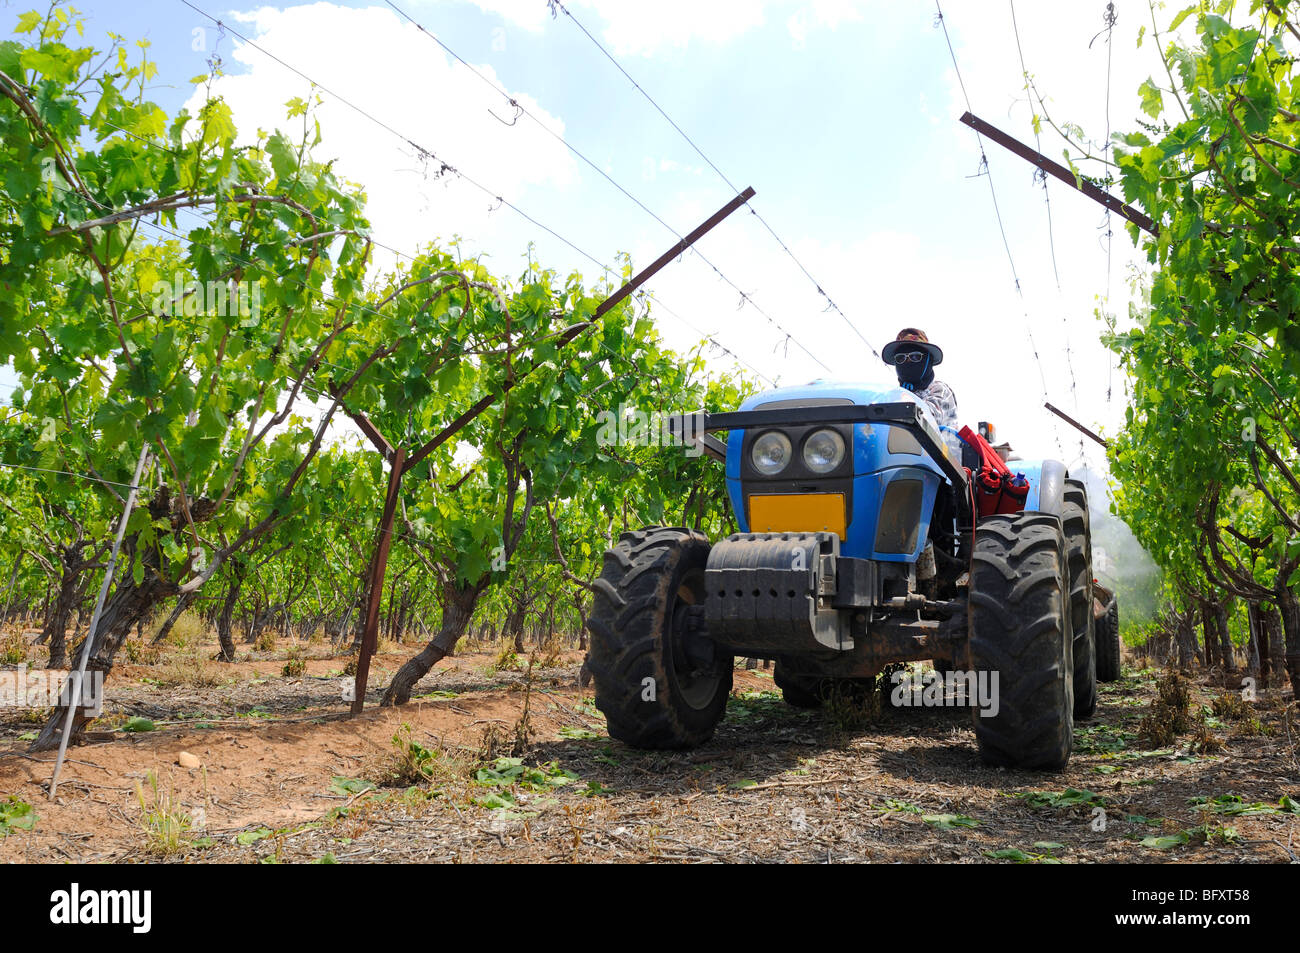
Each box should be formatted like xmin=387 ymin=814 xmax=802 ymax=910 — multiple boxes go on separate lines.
xmin=748 ymin=493 xmax=847 ymax=539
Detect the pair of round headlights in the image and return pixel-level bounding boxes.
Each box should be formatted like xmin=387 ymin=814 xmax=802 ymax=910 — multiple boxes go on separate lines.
xmin=751 ymin=429 xmax=846 ymax=476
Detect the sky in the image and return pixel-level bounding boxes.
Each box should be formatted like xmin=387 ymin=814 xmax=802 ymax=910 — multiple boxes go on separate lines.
xmin=0 ymin=0 xmax=1202 ymax=483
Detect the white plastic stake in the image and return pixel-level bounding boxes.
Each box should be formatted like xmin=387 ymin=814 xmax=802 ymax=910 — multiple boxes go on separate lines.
xmin=48 ymin=445 xmax=151 ymax=800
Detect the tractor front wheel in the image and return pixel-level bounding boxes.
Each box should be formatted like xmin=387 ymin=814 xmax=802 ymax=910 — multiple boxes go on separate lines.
xmin=585 ymin=527 xmax=732 ymax=748
xmin=968 ymin=512 xmax=1074 ymax=770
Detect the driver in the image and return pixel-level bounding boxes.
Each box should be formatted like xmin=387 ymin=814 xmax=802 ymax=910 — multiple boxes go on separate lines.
xmin=881 ymin=327 xmax=959 ymax=431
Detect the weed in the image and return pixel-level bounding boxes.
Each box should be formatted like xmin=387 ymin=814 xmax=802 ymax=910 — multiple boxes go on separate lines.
xmin=0 ymin=796 xmax=35 ymax=836
xmin=389 ymin=723 xmax=461 ymax=786
xmin=124 ymin=639 xmax=162 ymax=665
xmin=880 ymin=797 xmax=923 ymax=815
xmin=474 ymin=756 xmax=578 ymax=793
xmin=1189 ymin=712 xmax=1225 ymax=754
xmin=1074 ymin=723 xmax=1136 ymax=754
xmin=157 ymin=646 xmax=222 ymax=688
xmin=1210 ymin=692 xmax=1251 ymax=721
xmin=1017 ymin=788 xmax=1108 ymax=810
xmin=135 ymin=771 xmax=191 ymax=855
xmin=511 ymin=654 xmax=538 ymax=755
xmin=1138 ymin=670 xmax=1193 ymax=747
xmin=0 ymin=630 xmax=27 ymax=665
xmin=1187 ymin=793 xmax=1300 ymax=817
xmin=538 ymin=634 xmax=565 ymax=669
xmin=1232 ymin=717 xmax=1272 ymax=738
xmin=19 ymin=706 xmax=49 ymax=724
xmin=160 ymin=611 xmax=208 ymax=649
xmin=254 ymin=630 xmax=277 ymax=653
xmin=1187 ymin=821 xmax=1243 ymax=846
xmin=985 ymin=843 xmax=1065 ymax=864
xmin=476 ymin=721 xmax=510 ymax=763
xmin=282 ymin=648 xmax=306 ymax=678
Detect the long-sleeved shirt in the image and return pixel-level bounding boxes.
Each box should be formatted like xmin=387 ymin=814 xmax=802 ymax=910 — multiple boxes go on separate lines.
xmin=916 ymin=379 xmax=959 ymax=431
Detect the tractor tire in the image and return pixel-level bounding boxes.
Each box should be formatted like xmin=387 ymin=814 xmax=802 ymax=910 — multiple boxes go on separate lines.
xmin=968 ymin=512 xmax=1074 ymax=770
xmin=774 ymin=664 xmax=824 ymax=709
xmin=1063 ymin=479 xmax=1097 ymax=720
xmin=585 ymin=527 xmax=732 ymax=749
xmin=1095 ymin=595 xmax=1122 ymax=682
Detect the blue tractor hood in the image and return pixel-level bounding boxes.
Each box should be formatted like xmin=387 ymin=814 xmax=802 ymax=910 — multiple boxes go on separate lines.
xmin=723 ymin=380 xmax=952 ymax=562
xmin=737 ymin=380 xmax=918 ymax=413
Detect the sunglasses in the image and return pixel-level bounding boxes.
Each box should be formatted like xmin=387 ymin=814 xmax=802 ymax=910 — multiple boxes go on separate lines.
xmin=892 ymin=352 xmax=927 ymax=364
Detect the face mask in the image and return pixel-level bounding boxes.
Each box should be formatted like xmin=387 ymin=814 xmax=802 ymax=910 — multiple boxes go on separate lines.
xmin=895 ymin=352 xmax=934 ymax=391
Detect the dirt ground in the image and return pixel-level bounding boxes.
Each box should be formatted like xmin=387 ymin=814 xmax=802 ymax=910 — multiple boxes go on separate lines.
xmin=1 ymin=632 xmax=1297 ymax=864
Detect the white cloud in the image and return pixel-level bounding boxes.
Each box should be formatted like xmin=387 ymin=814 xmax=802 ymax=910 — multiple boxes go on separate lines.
xmin=453 ymin=0 xmax=550 ymax=32
xmin=574 ymin=0 xmax=769 ymax=57
xmin=194 ymin=3 xmax=578 ymax=271
xmin=790 ymin=0 xmax=864 ymax=48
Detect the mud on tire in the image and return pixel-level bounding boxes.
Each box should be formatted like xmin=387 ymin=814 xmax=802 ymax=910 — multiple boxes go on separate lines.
xmin=1063 ymin=479 xmax=1096 ymax=719
xmin=967 ymin=512 xmax=1074 ymax=770
xmin=584 ymin=527 xmax=732 ymax=748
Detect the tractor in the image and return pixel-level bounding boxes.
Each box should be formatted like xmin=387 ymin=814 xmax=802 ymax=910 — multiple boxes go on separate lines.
xmin=584 ymin=382 xmax=1123 ymax=770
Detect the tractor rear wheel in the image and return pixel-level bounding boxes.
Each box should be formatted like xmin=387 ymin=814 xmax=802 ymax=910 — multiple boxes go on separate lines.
xmin=585 ymin=527 xmax=732 ymax=748
xmin=968 ymin=512 xmax=1074 ymax=770
xmin=1063 ymin=479 xmax=1097 ymax=719
xmin=1095 ymin=595 xmax=1122 ymax=682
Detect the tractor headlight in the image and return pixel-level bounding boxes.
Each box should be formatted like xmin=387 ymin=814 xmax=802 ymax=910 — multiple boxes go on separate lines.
xmin=803 ymin=429 xmax=845 ymax=474
xmin=751 ymin=431 xmax=793 ymax=475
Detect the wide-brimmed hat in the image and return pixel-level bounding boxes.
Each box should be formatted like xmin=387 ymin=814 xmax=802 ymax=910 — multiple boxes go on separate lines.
xmin=881 ymin=327 xmax=943 ymax=366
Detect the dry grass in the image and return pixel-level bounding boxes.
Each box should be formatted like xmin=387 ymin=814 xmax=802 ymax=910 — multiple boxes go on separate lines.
xmin=1231 ymin=716 xmax=1273 ymax=738
xmin=388 ymin=723 xmax=466 ymax=786
xmin=254 ymin=630 xmax=277 ymax=653
xmin=135 ymin=770 xmax=192 ymax=856
xmin=0 ymin=630 xmax=27 ymax=665
xmin=1138 ymin=670 xmax=1194 ymax=747
xmin=156 ymin=646 xmax=223 ymax=688
xmin=123 ymin=638 xmax=163 ymax=665
xmin=538 ymin=634 xmax=565 ymax=669
xmin=282 ymin=648 xmax=306 ymax=678
xmin=1210 ymin=691 xmax=1251 ymax=721
xmin=159 ymin=610 xmax=209 ymax=649
xmin=489 ymin=644 xmax=522 ymax=674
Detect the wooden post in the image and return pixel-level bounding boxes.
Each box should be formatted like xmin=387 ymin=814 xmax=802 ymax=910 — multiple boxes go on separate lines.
xmin=1044 ymin=402 xmax=1109 ymax=449
xmin=959 ymin=112 xmax=1158 ymax=236
xmin=351 ymin=446 xmax=407 ymax=715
